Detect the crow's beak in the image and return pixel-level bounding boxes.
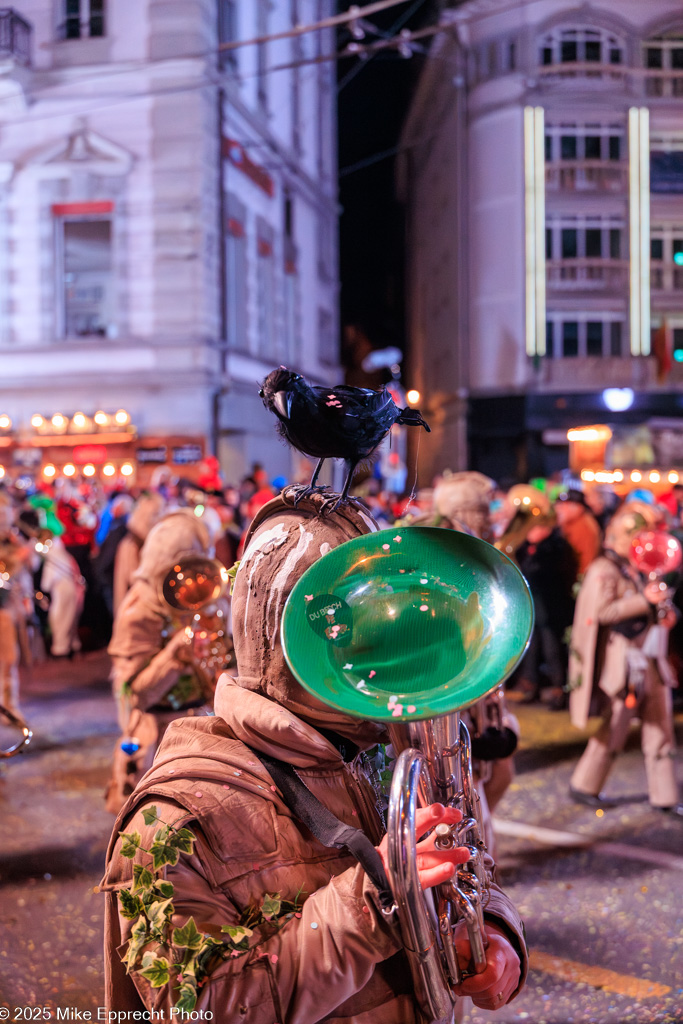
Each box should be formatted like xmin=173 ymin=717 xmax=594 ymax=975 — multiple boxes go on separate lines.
xmin=273 ymin=391 xmax=292 ymax=419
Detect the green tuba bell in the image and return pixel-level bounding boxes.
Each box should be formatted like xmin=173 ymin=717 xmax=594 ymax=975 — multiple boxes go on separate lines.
xmin=281 ymin=526 xmax=533 ymax=1024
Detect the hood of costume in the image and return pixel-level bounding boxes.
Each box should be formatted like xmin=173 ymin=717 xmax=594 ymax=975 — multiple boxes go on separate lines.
xmin=109 ymin=509 xmax=210 ymax=661
xmin=126 ymin=493 xmax=164 ymax=543
xmin=432 ymin=472 xmax=495 ymax=540
xmin=224 ymin=489 xmax=385 ymax=750
xmin=604 ymin=500 xmax=662 ymax=558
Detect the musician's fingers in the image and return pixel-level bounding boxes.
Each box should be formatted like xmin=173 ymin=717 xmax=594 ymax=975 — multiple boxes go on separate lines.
xmin=415 ymin=840 xmax=470 ymax=870
xmin=452 ymin=928 xmax=521 ymax=1008
xmin=414 ymin=803 xmax=462 ymax=840
xmin=416 ymin=859 xmax=457 ymax=889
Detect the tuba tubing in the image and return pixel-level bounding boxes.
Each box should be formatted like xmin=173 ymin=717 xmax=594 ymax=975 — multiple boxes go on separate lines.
xmin=387 ymin=714 xmax=490 ymax=1023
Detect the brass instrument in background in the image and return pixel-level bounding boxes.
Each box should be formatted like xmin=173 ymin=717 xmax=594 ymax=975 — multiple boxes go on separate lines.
xmin=0 ymin=704 xmax=32 ymax=758
xmin=494 ymin=484 xmax=553 ymax=561
xmin=161 ymin=556 xmax=233 ymax=682
xmin=281 ymin=527 xmax=533 ymax=1023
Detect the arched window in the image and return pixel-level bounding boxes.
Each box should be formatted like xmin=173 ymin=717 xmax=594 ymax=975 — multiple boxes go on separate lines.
xmin=539 ymin=26 xmax=624 ymax=69
xmin=643 ymin=32 xmax=683 ymax=97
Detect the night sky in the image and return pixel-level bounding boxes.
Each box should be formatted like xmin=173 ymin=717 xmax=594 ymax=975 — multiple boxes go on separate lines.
xmin=336 ymin=1 xmax=443 ymax=354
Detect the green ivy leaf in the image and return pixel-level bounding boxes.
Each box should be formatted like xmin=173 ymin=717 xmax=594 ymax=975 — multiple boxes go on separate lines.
xmin=139 ymin=956 xmax=171 ymax=988
xmin=168 ymin=828 xmax=196 ymax=855
xmin=260 ymin=894 xmax=281 ymax=921
xmin=133 ymin=864 xmax=155 ymax=893
xmin=142 ymin=806 xmax=159 ymax=826
xmin=220 ymin=924 xmax=253 ymax=944
xmin=154 ymin=880 xmax=175 ymax=899
xmin=122 ymin=916 xmax=150 ymax=970
xmin=175 ymin=983 xmax=198 ymax=1014
xmin=120 ymin=831 xmax=142 ymax=859
xmin=151 ymin=840 xmax=180 ymax=871
xmin=172 ymin=917 xmax=203 ymax=951
xmin=119 ymin=888 xmax=145 ymax=920
xmin=154 ymin=825 xmax=171 ymax=844
xmin=146 ymin=897 xmax=173 ymax=927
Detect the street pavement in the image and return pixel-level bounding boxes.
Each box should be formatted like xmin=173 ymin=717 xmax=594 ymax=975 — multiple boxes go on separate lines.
xmin=0 ymin=653 xmax=681 ymax=1023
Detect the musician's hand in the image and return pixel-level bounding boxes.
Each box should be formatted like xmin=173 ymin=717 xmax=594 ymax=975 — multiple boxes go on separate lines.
xmin=451 ymin=921 xmax=521 ymax=1009
xmin=644 ymin=582 xmax=672 ymax=605
xmin=169 ymin=627 xmax=195 ymax=665
xmin=376 ymin=803 xmax=470 ymax=890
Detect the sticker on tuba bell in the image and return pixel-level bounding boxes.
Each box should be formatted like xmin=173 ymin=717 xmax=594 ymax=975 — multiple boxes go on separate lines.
xmin=304 ymin=594 xmax=353 ymax=646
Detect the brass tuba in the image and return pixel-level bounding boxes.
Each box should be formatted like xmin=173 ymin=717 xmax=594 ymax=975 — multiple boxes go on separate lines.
xmin=160 ymin=556 xmax=233 ymax=681
xmin=281 ymin=527 xmax=533 ymax=1023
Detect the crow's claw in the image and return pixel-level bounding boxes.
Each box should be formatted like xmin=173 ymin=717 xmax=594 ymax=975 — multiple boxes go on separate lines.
xmin=317 ymin=492 xmax=349 ymax=517
xmin=285 ymin=483 xmax=330 ymax=508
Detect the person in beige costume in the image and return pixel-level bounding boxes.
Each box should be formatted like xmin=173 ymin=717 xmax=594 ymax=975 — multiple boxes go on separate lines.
xmin=105 ymin=509 xmax=216 ymax=814
xmin=112 ymin=492 xmax=165 ymax=615
xmin=101 ymin=491 xmax=527 ymax=1023
xmin=409 ymin=473 xmax=519 ymax=827
xmin=568 ymin=501 xmax=683 ymax=815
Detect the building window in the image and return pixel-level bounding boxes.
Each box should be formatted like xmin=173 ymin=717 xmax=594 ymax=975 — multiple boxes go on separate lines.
xmin=218 ymin=0 xmax=237 ymax=71
xmin=563 ymin=322 xmax=579 ymax=357
xmin=58 ymin=218 xmax=113 ymax=338
xmin=547 ymin=217 xmax=624 ymax=262
xmin=539 ymin=26 xmax=624 ymax=68
xmin=256 ymin=218 xmax=275 ymax=358
xmin=561 ymin=228 xmax=578 ymax=259
xmin=546 ymin=317 xmax=624 ymax=357
xmin=224 ymin=193 xmax=248 ymax=350
xmin=650 ymin=226 xmax=683 ymax=290
xmin=546 ymin=123 xmax=625 ymax=163
xmin=586 ymin=321 xmax=603 ymax=356
xmin=58 ymin=0 xmax=104 ymax=40
xmin=644 ymin=35 xmax=683 ymax=97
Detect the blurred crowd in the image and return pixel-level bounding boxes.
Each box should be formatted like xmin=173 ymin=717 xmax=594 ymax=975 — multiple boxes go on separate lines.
xmin=2 ymin=460 xmax=683 ymax=710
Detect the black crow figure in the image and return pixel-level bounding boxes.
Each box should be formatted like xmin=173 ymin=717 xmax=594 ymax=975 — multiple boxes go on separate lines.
xmin=259 ymin=367 xmax=430 ymax=510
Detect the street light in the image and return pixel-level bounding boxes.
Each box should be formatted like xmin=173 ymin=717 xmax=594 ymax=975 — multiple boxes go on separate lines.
xmin=406 ymin=389 xmax=421 ymax=406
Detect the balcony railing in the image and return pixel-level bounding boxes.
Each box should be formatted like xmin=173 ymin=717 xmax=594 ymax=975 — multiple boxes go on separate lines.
xmin=537 ymin=61 xmax=627 ymax=83
xmin=644 ymin=69 xmax=683 ymax=99
xmin=536 ymin=62 xmax=683 ymax=100
xmin=546 ymin=160 xmax=627 ymax=193
xmin=651 ymin=265 xmax=683 ymax=291
xmin=0 ymin=8 xmax=31 ymax=66
xmin=547 ymin=258 xmax=628 ymax=291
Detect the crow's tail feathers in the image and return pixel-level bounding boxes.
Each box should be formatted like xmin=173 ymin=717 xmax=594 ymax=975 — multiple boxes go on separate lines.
xmin=397 ymin=407 xmax=431 ymax=432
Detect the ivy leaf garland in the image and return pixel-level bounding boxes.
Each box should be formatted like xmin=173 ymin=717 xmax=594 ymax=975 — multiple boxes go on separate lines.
xmin=117 ymin=805 xmax=304 ymax=1011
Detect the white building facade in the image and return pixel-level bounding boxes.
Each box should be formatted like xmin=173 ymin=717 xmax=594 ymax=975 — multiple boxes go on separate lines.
xmin=399 ymin=0 xmax=683 ymax=484
xmin=0 ymin=1 xmax=340 ymax=487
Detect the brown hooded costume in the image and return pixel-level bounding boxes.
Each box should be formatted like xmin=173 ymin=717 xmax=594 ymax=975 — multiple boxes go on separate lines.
xmin=101 ymin=492 xmax=528 ymax=1023
xmin=105 ymin=509 xmax=215 ymax=814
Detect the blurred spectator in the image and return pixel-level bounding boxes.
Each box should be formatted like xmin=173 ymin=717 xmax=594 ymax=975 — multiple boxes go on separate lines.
xmin=40 ymin=531 xmax=85 ymax=659
xmin=554 ymin=487 xmax=602 ymax=577
xmin=93 ymin=494 xmax=135 ymax=618
xmin=512 ymin=512 xmax=578 ymax=709
xmin=568 ymin=502 xmax=682 ymax=815
xmin=585 ymin=485 xmax=620 ymax=531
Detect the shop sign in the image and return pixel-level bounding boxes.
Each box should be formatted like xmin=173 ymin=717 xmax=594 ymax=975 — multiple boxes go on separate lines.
xmin=172 ymin=444 xmax=202 ymax=465
xmin=136 ymin=446 xmax=168 ymax=464
xmin=73 ymin=444 xmax=107 ymax=465
xmin=12 ymin=448 xmax=42 ymax=468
